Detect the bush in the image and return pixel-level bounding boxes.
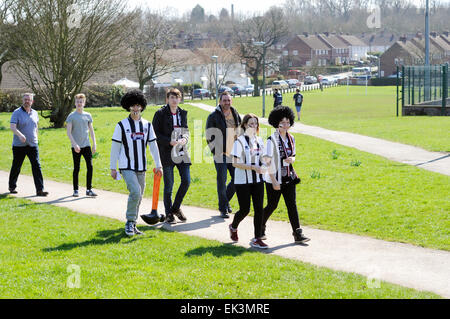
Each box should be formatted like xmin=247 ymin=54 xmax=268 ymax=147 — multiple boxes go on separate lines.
xmin=0 ymin=89 xmax=22 ymax=112
xmin=83 ymin=84 xmax=125 ymax=107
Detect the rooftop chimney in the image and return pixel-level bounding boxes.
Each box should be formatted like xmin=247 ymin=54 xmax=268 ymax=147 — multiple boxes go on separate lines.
xmin=399 ymin=36 xmax=407 ymax=43
xmin=430 ymin=31 xmax=437 ymax=38
xmin=303 ymin=32 xmax=308 ymax=37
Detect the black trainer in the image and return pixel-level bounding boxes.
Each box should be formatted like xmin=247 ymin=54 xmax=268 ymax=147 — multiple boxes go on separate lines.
xmin=172 ymin=208 xmax=187 ymax=223
xmin=9 ymin=188 xmax=17 ymax=194
xmin=36 ymin=190 xmax=48 ymax=197
xmin=133 ymin=222 xmax=143 ymax=235
xmin=220 ymin=211 xmax=229 ymax=219
xmin=165 ymin=213 xmax=176 ymax=224
xmin=293 ymin=228 xmax=310 ymax=244
xmin=86 ymin=189 xmax=98 ymax=197
xmin=227 ymin=204 xmax=232 ymax=213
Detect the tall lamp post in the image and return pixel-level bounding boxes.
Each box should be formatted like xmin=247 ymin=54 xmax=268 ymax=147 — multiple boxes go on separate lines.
xmin=211 ymin=55 xmax=219 ymax=106
xmin=253 ymin=41 xmax=266 ymax=117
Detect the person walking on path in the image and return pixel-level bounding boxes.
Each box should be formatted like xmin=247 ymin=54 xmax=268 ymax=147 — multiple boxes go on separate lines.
xmin=205 ymin=91 xmax=242 ymax=218
xmin=273 ymin=89 xmax=283 ymax=108
xmin=110 ymin=90 xmax=162 ymax=236
xmin=229 ymin=114 xmax=268 ymax=249
xmin=152 ymin=88 xmax=190 ymax=224
xmin=8 ymin=93 xmax=48 ymax=197
xmin=293 ymin=89 xmax=303 ymax=121
xmin=262 ymin=106 xmax=310 ymax=244
xmin=66 ymin=93 xmax=97 ymax=197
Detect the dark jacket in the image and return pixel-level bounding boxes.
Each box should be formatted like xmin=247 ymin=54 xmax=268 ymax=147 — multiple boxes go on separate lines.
xmin=205 ymin=105 xmax=242 ymax=156
xmin=152 ymin=104 xmax=190 ymax=167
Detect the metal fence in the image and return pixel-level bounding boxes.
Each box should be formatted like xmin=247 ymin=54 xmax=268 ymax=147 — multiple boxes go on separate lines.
xmin=399 ymin=64 xmax=449 ymax=116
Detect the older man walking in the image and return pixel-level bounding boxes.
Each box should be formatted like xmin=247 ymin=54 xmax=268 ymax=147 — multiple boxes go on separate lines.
xmin=8 ymin=93 xmax=48 ymax=196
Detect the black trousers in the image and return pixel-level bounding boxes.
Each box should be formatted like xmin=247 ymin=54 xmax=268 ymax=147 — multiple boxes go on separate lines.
xmin=231 ymin=182 xmax=265 ymax=239
xmin=72 ymin=146 xmax=93 ymax=190
xmin=263 ymin=182 xmax=300 ymax=232
xmin=9 ymin=146 xmax=44 ymax=192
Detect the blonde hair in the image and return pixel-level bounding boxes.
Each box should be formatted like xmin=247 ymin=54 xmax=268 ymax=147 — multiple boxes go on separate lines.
xmin=75 ymin=93 xmax=86 ymax=100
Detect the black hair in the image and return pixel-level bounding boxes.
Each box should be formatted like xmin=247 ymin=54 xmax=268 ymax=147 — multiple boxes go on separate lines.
xmin=121 ymin=89 xmax=147 ymax=112
xmin=268 ymin=105 xmax=295 ymax=128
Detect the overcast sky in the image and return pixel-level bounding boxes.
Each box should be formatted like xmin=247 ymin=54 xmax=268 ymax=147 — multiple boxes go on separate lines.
xmin=126 ymin=0 xmax=448 ymax=17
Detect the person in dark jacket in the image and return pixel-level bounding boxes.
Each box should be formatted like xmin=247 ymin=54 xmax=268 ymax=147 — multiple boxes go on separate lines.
xmin=205 ymin=91 xmax=242 ymax=218
xmin=152 ymin=88 xmax=191 ymax=223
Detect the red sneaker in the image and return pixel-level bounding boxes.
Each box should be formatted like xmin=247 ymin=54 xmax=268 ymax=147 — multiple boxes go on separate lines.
xmin=250 ymin=238 xmax=269 ymax=249
xmin=229 ymin=224 xmax=238 ymax=242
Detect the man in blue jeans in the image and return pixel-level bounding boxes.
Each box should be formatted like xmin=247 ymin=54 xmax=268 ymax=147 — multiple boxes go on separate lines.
xmin=8 ymin=93 xmax=48 ymax=196
xmin=205 ymin=92 xmax=242 ymax=218
xmin=152 ymin=88 xmax=191 ymax=223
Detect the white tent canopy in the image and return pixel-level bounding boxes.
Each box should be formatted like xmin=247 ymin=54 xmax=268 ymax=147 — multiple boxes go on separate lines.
xmin=113 ymin=78 xmax=139 ymax=88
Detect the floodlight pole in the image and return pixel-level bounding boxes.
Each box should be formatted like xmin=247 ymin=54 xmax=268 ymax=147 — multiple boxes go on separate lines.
xmin=253 ymin=41 xmax=266 ymax=117
xmin=212 ymin=55 xmax=219 ymax=106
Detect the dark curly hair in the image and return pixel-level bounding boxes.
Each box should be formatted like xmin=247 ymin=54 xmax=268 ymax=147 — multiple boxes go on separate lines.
xmin=121 ymin=89 xmax=147 ymax=112
xmin=268 ymin=105 xmax=295 ymax=128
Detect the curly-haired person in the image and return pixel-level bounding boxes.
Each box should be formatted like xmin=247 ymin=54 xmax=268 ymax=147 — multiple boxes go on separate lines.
xmin=261 ymin=106 xmax=310 ymax=244
xmin=110 ymin=89 xmax=162 ymax=236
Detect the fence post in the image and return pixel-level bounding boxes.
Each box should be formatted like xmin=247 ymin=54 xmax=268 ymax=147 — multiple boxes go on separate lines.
xmin=442 ymin=64 xmax=448 ymax=116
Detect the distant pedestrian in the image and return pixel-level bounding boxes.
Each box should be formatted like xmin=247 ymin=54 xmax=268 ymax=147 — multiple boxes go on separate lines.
xmin=229 ymin=114 xmax=268 ymax=249
xmin=261 ymin=106 xmax=310 ymax=244
xmin=273 ymin=88 xmax=282 ymax=108
xmin=8 ymin=93 xmax=48 ymax=196
xmin=110 ymin=89 xmax=162 ymax=237
xmin=293 ymin=89 xmax=303 ymax=121
xmin=205 ymin=91 xmax=242 ymax=218
xmin=152 ymin=88 xmax=191 ymax=224
xmin=66 ymin=93 xmax=97 ymax=197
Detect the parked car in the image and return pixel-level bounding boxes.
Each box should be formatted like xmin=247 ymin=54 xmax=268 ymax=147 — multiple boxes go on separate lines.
xmin=218 ymin=86 xmax=233 ymax=94
xmin=244 ymin=84 xmax=254 ymax=94
xmin=231 ymin=85 xmax=246 ymax=95
xmin=193 ymin=89 xmax=210 ymax=98
xmin=286 ymin=79 xmax=300 ymax=88
xmin=271 ymin=80 xmax=289 ymax=90
xmin=304 ymin=76 xmax=317 ymax=85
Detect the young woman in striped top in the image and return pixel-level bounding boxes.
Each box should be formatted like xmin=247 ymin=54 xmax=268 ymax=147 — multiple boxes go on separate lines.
xmin=229 ymin=114 xmax=268 ymax=249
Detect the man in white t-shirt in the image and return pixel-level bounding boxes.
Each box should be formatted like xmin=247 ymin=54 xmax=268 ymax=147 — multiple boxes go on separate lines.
xmin=110 ymin=90 xmax=162 ymax=236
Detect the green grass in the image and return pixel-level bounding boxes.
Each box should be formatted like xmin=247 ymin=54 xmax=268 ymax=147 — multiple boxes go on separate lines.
xmin=200 ymin=86 xmax=450 ymax=152
xmin=0 ymin=105 xmax=448 ymax=251
xmin=0 ymin=196 xmax=440 ymax=298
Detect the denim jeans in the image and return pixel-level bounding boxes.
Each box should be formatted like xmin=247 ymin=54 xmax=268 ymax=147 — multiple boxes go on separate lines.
xmin=121 ymin=170 xmax=146 ymax=222
xmin=9 ymin=146 xmax=44 ymax=192
xmin=214 ymin=155 xmax=236 ymax=213
xmin=163 ymin=163 xmax=191 ymax=215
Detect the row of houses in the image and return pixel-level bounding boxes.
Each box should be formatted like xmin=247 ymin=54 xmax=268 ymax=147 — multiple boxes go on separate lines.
xmin=1 ymin=31 xmax=449 ymax=90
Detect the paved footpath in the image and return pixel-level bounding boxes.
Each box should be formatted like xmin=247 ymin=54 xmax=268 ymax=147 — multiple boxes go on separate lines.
xmin=1 ymin=170 xmax=449 ymax=297
xmin=189 ymin=102 xmax=450 ymax=176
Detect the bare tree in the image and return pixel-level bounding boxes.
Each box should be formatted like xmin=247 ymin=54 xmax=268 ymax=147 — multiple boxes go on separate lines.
xmin=0 ymin=0 xmax=15 ymax=87
xmin=233 ymin=8 xmax=288 ymax=96
xmin=8 ymin=0 xmax=132 ymax=127
xmin=130 ymin=10 xmax=181 ymax=90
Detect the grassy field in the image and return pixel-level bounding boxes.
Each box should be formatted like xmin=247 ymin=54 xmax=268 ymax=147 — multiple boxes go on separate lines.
xmin=0 ymin=105 xmax=448 ymax=251
xmin=0 ymin=196 xmax=440 ymax=299
xmin=200 ymin=86 xmax=450 ymax=152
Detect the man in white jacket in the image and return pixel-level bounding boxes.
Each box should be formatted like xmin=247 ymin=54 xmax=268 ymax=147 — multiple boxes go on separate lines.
xmin=110 ymin=90 xmax=162 ymax=236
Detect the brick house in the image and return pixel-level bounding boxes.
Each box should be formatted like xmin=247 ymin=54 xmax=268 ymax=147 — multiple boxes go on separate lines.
xmin=380 ymin=33 xmax=450 ymax=77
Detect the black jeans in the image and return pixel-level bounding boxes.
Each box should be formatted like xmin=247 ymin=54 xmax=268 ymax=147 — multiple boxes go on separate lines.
xmin=72 ymin=146 xmax=93 ymax=191
xmin=163 ymin=163 xmax=191 ymax=214
xmin=263 ymin=182 xmax=301 ymax=232
xmin=232 ymin=182 xmax=265 ymax=238
xmin=214 ymin=155 xmax=236 ymax=213
xmin=9 ymin=146 xmax=44 ymax=192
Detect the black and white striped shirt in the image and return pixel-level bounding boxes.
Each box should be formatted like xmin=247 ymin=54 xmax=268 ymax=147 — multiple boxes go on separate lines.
xmin=111 ymin=116 xmax=158 ymax=171
xmin=231 ymin=135 xmax=265 ymax=184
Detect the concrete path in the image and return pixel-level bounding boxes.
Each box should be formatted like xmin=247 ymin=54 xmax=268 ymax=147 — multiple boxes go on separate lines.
xmin=189 ymin=102 xmax=450 ymax=176
xmin=1 ymin=170 xmax=449 ymax=298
